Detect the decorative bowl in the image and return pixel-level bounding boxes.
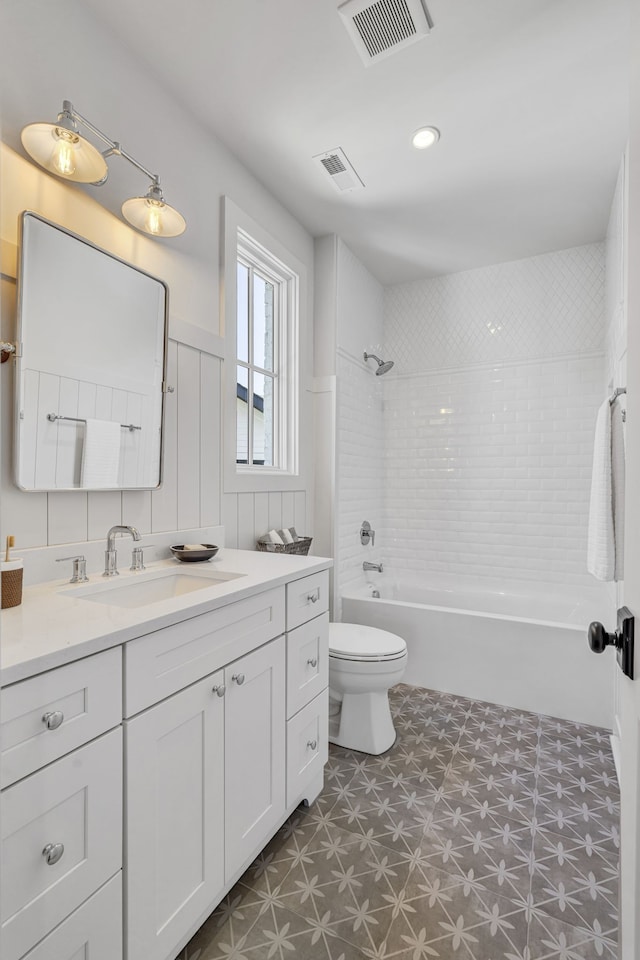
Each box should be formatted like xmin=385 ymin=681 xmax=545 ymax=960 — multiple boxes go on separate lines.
xmin=170 ymin=544 xmax=219 ymax=563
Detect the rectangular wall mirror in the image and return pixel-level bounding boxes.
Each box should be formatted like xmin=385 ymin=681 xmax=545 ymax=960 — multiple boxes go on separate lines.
xmin=15 ymin=212 xmax=168 ymax=491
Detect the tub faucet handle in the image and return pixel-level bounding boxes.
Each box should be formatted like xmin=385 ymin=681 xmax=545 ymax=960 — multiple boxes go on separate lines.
xmin=360 ymin=521 xmax=375 ymax=547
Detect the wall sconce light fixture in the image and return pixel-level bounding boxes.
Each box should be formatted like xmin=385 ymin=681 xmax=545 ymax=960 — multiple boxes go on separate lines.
xmin=21 ymin=100 xmax=186 ymax=238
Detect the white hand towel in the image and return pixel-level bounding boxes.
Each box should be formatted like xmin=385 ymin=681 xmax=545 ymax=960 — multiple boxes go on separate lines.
xmin=81 ymin=419 xmax=121 ymax=488
xmin=611 ymin=398 xmax=626 ymax=580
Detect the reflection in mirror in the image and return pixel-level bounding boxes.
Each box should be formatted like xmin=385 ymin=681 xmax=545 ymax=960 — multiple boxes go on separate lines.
xmin=15 ymin=213 xmax=167 ymax=491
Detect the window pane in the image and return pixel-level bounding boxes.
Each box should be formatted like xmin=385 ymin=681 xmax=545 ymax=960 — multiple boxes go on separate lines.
xmin=237 ymin=262 xmax=249 ymax=363
xmin=253 ymin=273 xmax=274 ymax=372
xmin=236 ymin=366 xmax=249 ymax=464
xmin=253 ymin=372 xmax=273 ymax=467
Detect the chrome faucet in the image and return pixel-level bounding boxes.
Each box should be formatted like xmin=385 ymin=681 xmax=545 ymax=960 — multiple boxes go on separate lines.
xmin=363 ymin=561 xmax=383 ymax=573
xmin=103 ymin=525 xmax=142 ymax=577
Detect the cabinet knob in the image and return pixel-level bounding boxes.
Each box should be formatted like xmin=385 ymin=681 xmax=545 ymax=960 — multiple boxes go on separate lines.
xmin=307 ymin=739 xmax=317 ymax=751
xmin=42 ymin=842 xmax=65 ymax=866
xmin=212 ymin=684 xmax=226 ymax=698
xmin=42 ymin=711 xmax=64 ymax=730
xmin=307 ymin=591 xmax=319 ymax=604
xmin=307 ymin=657 xmax=318 ymax=668
xmin=232 ymin=673 xmax=245 ymax=685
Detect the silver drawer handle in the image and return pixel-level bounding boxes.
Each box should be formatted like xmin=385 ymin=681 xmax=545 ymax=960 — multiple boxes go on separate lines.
xmin=307 ymin=657 xmax=318 ymax=668
xmin=307 ymin=591 xmax=319 ymax=604
xmin=307 ymin=739 xmax=318 ymax=751
xmin=42 ymin=842 xmax=65 ymax=866
xmin=232 ymin=673 xmax=245 ymax=685
xmin=42 ymin=711 xmax=64 ymax=731
xmin=212 ymin=684 xmax=226 ymax=698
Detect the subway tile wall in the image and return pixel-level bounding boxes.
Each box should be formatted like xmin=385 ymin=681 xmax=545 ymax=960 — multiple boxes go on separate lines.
xmin=382 ymin=355 xmax=604 ymax=586
xmin=350 ymin=243 xmax=608 ymax=590
xmin=336 ymin=352 xmax=384 ymax=608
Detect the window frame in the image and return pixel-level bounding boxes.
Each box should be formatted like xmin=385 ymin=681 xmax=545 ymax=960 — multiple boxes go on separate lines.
xmin=222 ymin=197 xmax=308 ymax=495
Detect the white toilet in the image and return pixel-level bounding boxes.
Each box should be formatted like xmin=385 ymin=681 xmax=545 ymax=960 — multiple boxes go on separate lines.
xmin=328 ymin=622 xmax=408 ymax=755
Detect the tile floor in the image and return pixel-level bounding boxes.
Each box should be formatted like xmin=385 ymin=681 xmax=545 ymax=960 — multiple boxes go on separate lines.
xmin=178 ymin=684 xmax=620 ymax=960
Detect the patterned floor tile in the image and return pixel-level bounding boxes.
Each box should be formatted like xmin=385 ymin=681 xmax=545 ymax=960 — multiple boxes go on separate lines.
xmin=178 ymin=685 xmax=619 ymax=960
xmin=528 ymin=912 xmax=617 ymax=959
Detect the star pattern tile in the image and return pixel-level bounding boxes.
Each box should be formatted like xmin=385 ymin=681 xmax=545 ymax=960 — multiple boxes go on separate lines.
xmin=178 ymin=684 xmax=619 ymax=960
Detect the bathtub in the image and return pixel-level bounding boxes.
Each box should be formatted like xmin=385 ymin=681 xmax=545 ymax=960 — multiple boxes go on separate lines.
xmin=341 ymin=575 xmax=613 ymax=728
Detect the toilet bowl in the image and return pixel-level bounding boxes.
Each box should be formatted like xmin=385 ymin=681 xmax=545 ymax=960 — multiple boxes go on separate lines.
xmin=329 ymin=622 xmax=407 ymax=755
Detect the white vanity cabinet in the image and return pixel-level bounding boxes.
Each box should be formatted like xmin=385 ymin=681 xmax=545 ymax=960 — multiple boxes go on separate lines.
xmin=1 ymin=554 xmax=331 ymax=960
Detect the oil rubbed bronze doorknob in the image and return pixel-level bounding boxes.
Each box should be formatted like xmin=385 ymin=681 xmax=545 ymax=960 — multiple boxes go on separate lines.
xmin=587 ymin=608 xmax=635 ymax=679
xmin=588 ymin=622 xmax=614 ymax=654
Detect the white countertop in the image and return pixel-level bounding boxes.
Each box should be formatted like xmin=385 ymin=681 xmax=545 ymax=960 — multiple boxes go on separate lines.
xmin=1 ymin=549 xmax=332 ymax=686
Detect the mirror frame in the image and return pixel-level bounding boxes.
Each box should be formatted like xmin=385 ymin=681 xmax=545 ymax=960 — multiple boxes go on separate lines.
xmin=14 ymin=211 xmax=169 ymax=492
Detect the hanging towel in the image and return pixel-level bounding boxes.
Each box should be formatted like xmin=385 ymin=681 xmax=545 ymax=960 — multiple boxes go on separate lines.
xmin=611 ymin=397 xmax=626 ymax=580
xmin=80 ymin=419 xmax=121 ymax=488
xmin=587 ymin=398 xmax=625 ymax=580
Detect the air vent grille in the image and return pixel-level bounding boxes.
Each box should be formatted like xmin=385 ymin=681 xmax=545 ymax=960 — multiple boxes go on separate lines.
xmin=339 ymin=0 xmax=432 ymax=65
xmin=313 ymin=148 xmax=364 ymax=192
xmin=353 ymin=0 xmax=416 ymax=58
xmin=320 ymin=154 xmax=347 ymax=176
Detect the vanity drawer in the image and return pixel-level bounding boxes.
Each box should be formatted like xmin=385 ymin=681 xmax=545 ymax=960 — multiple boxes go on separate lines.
xmin=124 ymin=586 xmax=285 ymax=715
xmin=286 ymin=612 xmax=329 ymax=719
xmin=286 ymin=570 xmax=329 ymax=631
xmin=286 ymin=689 xmax=328 ymax=808
xmin=21 ymin=873 xmax=122 ymax=960
xmin=1 ymin=728 xmax=122 ymax=960
xmin=1 ymin=647 xmax=122 ymax=788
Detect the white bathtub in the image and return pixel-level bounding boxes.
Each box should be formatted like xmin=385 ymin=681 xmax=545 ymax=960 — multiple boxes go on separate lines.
xmin=341 ymin=575 xmax=613 ymax=728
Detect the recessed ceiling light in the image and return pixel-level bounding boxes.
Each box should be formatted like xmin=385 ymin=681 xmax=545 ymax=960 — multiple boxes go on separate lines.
xmin=412 ymin=126 xmax=440 ymax=150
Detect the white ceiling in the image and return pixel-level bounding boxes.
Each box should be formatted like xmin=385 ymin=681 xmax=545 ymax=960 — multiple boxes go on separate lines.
xmin=86 ymin=0 xmax=629 ymax=284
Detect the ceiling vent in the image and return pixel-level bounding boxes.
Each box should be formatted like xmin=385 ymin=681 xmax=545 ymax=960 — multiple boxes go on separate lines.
xmin=313 ymin=148 xmax=365 ymax=192
xmin=338 ymin=0 xmax=433 ymax=65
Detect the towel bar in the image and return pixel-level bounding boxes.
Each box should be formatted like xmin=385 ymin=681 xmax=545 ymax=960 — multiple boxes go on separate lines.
xmin=46 ymin=413 xmax=141 ymax=431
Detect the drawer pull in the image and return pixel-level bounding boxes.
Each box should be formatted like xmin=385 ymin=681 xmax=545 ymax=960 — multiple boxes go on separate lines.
xmin=232 ymin=673 xmax=245 ymax=685
xmin=212 ymin=684 xmax=226 ymax=698
xmin=307 ymin=591 xmax=319 ymax=604
xmin=307 ymin=739 xmax=318 ymax=751
xmin=42 ymin=711 xmax=64 ymax=730
xmin=307 ymin=657 xmax=318 ymax=668
xmin=42 ymin=842 xmax=65 ymax=866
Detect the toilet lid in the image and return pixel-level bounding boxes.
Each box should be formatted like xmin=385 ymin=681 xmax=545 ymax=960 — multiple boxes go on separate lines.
xmin=329 ymin=622 xmax=407 ymax=661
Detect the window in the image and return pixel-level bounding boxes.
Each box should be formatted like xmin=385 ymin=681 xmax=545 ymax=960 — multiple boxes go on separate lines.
xmin=222 ymin=197 xmax=307 ymax=495
xmin=235 ymin=253 xmax=278 ymax=466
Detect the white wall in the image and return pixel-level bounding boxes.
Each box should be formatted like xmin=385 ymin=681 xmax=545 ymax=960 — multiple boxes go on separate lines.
xmin=381 ymin=243 xmax=606 ymax=588
xmin=0 ymin=0 xmax=313 ymax=559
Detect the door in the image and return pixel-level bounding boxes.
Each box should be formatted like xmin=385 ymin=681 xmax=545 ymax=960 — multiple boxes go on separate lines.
xmin=125 ymin=671 xmax=225 ymax=960
xmin=224 ymin=636 xmax=286 ymax=882
xmin=619 ymin=20 xmax=640 ymax=956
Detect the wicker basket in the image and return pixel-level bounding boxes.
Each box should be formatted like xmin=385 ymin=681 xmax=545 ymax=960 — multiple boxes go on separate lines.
xmin=1 ymin=566 xmax=23 ymax=609
xmin=256 ymin=536 xmax=312 ymax=556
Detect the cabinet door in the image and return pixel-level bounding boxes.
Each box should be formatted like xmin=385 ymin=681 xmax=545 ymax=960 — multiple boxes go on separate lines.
xmin=125 ymin=671 xmax=225 ymax=960
xmin=224 ymin=636 xmax=286 ymax=882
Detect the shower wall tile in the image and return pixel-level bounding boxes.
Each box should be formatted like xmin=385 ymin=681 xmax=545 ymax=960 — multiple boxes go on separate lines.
xmin=336 ymin=353 xmax=384 ymax=606
xmin=384 ymin=243 xmax=605 ymax=373
xmin=382 ymin=355 xmax=604 ymax=586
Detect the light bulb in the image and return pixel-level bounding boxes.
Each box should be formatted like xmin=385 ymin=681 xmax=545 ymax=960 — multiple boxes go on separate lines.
xmin=51 ymin=133 xmax=76 ymax=176
xmin=411 ymin=126 xmax=440 ymax=150
xmin=145 ymin=200 xmax=163 ymax=236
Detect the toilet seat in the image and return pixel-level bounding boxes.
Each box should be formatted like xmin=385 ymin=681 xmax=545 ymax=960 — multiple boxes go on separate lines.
xmin=329 ymin=623 xmax=407 ymax=662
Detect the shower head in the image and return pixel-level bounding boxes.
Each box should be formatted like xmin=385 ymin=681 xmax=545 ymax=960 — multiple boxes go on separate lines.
xmin=364 ymin=352 xmax=394 ymax=376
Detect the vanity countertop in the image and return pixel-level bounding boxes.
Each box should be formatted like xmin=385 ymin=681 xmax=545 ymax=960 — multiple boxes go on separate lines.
xmin=1 ymin=549 xmax=332 ymax=686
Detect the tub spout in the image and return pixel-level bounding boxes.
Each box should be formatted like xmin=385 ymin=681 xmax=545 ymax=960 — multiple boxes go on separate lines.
xmin=363 ymin=561 xmax=383 ymax=573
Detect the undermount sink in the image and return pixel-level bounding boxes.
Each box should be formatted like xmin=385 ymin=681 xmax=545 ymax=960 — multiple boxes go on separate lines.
xmin=67 ymin=568 xmax=245 ymax=609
